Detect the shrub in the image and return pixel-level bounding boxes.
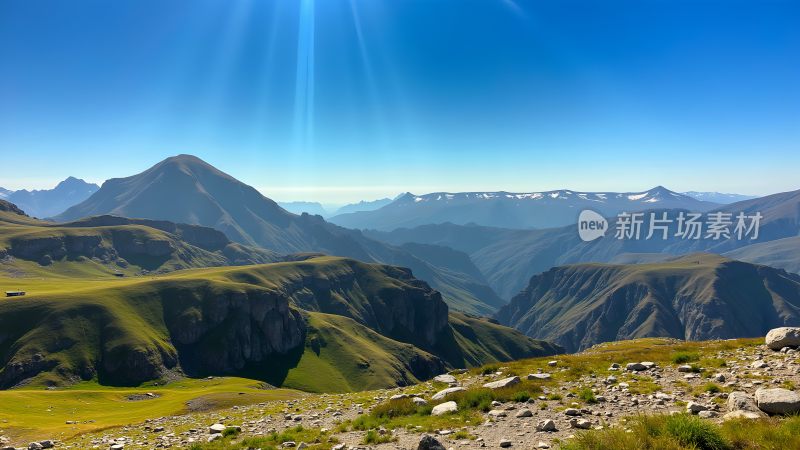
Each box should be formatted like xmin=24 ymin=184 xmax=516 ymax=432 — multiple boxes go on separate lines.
xmin=703 ymin=383 xmax=721 ymax=394
xmin=481 ymin=365 xmax=499 ymax=375
xmin=672 ymin=352 xmax=700 ymax=364
xmin=371 ymin=398 xmax=419 ymax=418
xmin=453 ymin=430 xmax=475 ymax=440
xmin=662 ymin=414 xmax=730 ymax=450
xmin=221 ymin=427 xmax=240 ymax=438
xmin=363 ymin=429 xmax=394 ymax=445
xmin=577 ymin=387 xmax=597 ymax=404
xmin=511 ymin=390 xmax=532 ymax=403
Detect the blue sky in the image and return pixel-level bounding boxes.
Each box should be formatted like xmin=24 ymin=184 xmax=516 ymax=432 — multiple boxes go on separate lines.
xmin=1 ymin=0 xmax=798 ymax=203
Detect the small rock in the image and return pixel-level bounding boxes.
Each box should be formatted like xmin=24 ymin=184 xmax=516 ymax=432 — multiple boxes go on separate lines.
xmin=209 ymin=423 xmax=226 ymax=434
xmin=564 ymin=408 xmax=581 ymax=416
xmin=527 ymin=373 xmax=551 ymax=380
xmin=686 ymin=401 xmax=709 ymax=414
xmin=569 ymin=418 xmax=592 ymax=429
xmin=515 ymin=409 xmax=533 ymax=418
xmin=432 ymin=401 xmax=458 ymax=416
xmin=432 ymin=387 xmax=466 ymax=400
xmin=626 ymin=363 xmax=646 ymax=371
xmin=499 ymin=438 xmax=512 ymax=448
xmin=536 ymin=419 xmax=557 ymax=432
xmin=417 ymin=435 xmax=446 ymax=450
xmin=548 ymin=361 xmax=558 ymax=367
xmin=483 ymin=376 xmax=521 ymax=390
xmin=751 ymin=360 xmax=768 ymax=369
xmin=412 ymin=397 xmax=429 ymax=406
xmin=677 ymin=365 xmax=693 ymax=373
xmin=434 ymin=374 xmax=457 ymax=384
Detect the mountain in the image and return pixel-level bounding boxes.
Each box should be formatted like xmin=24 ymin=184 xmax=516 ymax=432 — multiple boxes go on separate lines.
xmin=333 ymin=198 xmax=393 ymax=216
xmin=6 ymin=177 xmax=99 ymax=218
xmin=329 ymin=186 xmax=719 ymax=231
xmin=682 ymin=191 xmax=758 ymax=204
xmin=0 ymin=256 xmax=560 ymax=389
xmin=370 ymin=188 xmax=800 ymax=299
xmin=495 ymin=254 xmax=800 ymax=352
xmin=0 ymin=199 xmax=279 ymax=275
xmin=55 ymin=155 xmax=503 ymax=315
xmin=277 ymin=201 xmax=329 ymax=217
xmin=0 ymin=187 xmax=11 ymax=199
xmin=724 ymin=237 xmax=800 ymax=276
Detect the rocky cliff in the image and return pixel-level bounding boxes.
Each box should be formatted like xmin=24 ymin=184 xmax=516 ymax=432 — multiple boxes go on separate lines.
xmin=496 ymin=254 xmax=800 ymax=352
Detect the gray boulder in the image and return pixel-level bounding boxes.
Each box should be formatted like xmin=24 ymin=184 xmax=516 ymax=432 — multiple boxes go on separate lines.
xmin=755 ymin=388 xmax=800 ymax=415
xmin=727 ymin=391 xmax=765 ymax=415
xmin=766 ymin=327 xmax=800 ymax=350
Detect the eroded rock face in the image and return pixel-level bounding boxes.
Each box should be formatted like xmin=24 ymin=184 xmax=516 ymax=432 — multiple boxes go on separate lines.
xmin=164 ymin=288 xmax=306 ymax=374
xmin=766 ymin=327 xmax=800 ymax=350
xmin=279 ymin=263 xmax=450 ymax=350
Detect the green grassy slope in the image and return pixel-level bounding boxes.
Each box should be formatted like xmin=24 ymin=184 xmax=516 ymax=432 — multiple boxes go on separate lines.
xmin=496 ymin=253 xmax=800 ymax=352
xmin=0 ymin=201 xmax=279 ymax=277
xmin=0 ymin=256 xmax=559 ymax=391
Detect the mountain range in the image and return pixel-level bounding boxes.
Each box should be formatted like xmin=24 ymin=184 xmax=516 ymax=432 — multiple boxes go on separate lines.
xmin=495 ymin=254 xmax=800 ymax=352
xmin=367 ymin=187 xmax=800 ymax=300
xmin=277 ymin=198 xmax=394 ymax=217
xmin=329 ymin=187 xmax=719 ymax=231
xmin=53 ymin=155 xmax=503 ymax=315
xmin=1 ymin=177 xmax=99 ymax=218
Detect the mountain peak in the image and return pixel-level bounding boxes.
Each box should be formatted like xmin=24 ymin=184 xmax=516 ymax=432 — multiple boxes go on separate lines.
xmin=54 ymin=176 xmax=97 ymax=190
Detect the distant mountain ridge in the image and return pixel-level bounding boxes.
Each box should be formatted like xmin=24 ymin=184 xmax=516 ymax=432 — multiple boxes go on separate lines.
xmin=682 ymin=191 xmax=758 ymax=204
xmin=496 ymin=254 xmax=800 ymax=352
xmin=367 ymin=187 xmax=800 ymax=299
xmin=5 ymin=177 xmax=99 ymax=218
xmin=329 ymin=186 xmax=719 ymax=231
xmin=334 ymin=198 xmax=393 ymax=215
xmin=54 ymin=155 xmax=504 ymax=315
xmin=278 ymin=201 xmax=329 ymax=217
